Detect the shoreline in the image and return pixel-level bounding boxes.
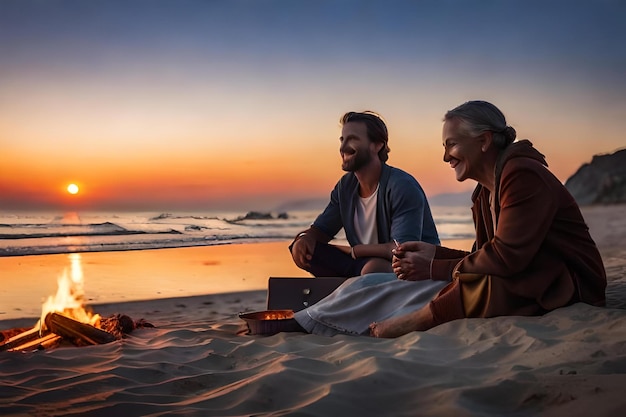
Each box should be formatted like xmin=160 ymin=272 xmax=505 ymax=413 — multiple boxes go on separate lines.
xmin=0 ymin=237 xmax=293 ymax=257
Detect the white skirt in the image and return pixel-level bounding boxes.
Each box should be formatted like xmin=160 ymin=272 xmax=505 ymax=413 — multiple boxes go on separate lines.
xmin=294 ymin=273 xmax=448 ymax=336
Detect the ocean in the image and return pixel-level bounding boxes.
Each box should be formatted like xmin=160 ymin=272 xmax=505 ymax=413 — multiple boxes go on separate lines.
xmin=0 ymin=206 xmax=474 ymax=257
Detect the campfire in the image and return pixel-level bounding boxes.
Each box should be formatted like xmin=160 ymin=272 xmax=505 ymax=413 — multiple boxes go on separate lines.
xmin=0 ymin=253 xmax=152 ymax=352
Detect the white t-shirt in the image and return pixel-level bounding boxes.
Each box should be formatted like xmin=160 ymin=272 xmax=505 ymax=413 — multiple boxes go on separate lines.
xmin=354 ymin=183 xmax=379 ymax=244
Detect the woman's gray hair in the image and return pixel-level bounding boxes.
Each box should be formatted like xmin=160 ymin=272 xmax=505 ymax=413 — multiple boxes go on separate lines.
xmin=444 ymin=101 xmax=516 ymax=149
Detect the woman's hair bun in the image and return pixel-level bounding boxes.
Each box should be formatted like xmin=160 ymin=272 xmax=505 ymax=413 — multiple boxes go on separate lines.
xmin=502 ymin=126 xmax=516 ymax=144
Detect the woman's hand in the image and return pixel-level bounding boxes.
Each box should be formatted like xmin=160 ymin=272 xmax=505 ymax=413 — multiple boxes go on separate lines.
xmin=392 ymin=241 xmax=437 ymax=281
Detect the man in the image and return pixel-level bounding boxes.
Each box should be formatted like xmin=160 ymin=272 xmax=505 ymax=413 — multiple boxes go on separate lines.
xmin=289 ymin=111 xmax=439 ymax=277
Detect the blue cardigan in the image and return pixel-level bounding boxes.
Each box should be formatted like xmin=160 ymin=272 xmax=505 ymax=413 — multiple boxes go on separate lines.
xmin=312 ymin=164 xmax=440 ymax=246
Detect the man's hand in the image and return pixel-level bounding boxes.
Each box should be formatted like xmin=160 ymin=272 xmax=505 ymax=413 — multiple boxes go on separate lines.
xmin=392 ymin=241 xmax=437 ymax=281
xmin=291 ymin=234 xmax=316 ymax=269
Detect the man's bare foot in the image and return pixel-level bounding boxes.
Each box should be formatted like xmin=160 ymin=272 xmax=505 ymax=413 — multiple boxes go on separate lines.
xmin=369 ymin=305 xmax=435 ymax=338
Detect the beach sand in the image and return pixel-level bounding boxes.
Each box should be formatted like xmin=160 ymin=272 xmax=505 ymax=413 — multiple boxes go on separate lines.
xmin=1 ymin=205 xmax=625 ymax=416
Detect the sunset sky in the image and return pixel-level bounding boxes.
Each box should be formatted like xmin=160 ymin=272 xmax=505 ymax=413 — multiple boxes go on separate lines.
xmin=1 ymin=0 xmax=624 ymax=212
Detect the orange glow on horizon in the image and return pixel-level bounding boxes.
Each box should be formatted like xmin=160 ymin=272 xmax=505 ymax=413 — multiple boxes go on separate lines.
xmin=0 ymin=141 xmax=604 ymax=211
xmin=1 ymin=124 xmax=621 ymax=212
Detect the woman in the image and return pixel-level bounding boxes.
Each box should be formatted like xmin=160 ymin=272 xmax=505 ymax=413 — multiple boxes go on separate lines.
xmin=369 ymin=100 xmax=607 ymax=337
xmin=293 ymin=100 xmax=606 ymax=338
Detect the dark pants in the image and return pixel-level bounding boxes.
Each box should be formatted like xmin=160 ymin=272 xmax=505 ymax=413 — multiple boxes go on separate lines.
xmin=295 ymin=241 xmax=368 ymax=278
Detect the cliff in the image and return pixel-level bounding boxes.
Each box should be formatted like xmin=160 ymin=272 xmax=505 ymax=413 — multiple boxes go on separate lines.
xmin=564 ymin=148 xmax=626 ymax=205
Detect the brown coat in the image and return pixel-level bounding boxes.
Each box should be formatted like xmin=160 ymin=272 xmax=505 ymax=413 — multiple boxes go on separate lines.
xmin=428 ymin=140 xmax=607 ymax=325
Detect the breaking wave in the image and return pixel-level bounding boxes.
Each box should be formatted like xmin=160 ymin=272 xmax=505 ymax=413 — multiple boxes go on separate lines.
xmin=0 ymin=207 xmax=474 ymax=256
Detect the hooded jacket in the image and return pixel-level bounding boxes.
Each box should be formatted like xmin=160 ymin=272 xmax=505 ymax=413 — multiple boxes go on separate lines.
xmin=427 ymin=140 xmax=607 ymax=324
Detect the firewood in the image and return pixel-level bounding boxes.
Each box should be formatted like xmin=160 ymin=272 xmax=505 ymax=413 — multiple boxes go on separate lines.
xmin=8 ymin=333 xmax=62 ymax=352
xmin=0 ymin=326 xmax=42 ymax=352
xmin=1 ymin=327 xmax=32 ymax=342
xmin=44 ymin=312 xmax=116 ymax=346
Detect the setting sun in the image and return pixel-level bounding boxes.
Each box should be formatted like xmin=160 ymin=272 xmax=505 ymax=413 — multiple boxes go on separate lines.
xmin=67 ymin=183 xmax=79 ymax=195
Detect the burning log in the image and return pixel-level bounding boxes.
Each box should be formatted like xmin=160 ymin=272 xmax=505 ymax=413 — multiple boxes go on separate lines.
xmin=1 ymin=313 xmax=153 ymax=352
xmin=0 ymin=326 xmax=43 ymax=352
xmin=8 ymin=333 xmax=63 ymax=352
xmin=0 ymin=326 xmax=32 ymax=341
xmin=45 ymin=312 xmax=117 ymax=346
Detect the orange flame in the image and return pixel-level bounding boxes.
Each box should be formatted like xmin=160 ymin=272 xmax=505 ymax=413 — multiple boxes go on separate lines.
xmin=40 ymin=253 xmax=100 ymax=331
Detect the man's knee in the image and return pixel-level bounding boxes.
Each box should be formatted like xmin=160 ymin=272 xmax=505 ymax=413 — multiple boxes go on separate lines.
xmin=308 ymin=242 xmax=362 ymax=277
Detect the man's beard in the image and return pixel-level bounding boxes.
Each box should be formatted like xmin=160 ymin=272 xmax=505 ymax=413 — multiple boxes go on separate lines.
xmin=342 ymin=148 xmax=373 ymax=172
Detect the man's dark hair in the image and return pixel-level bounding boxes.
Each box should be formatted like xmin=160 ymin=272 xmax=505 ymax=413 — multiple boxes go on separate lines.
xmin=340 ymin=111 xmax=390 ymax=162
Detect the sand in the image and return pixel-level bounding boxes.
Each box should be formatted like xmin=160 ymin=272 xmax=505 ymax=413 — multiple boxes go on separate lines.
xmin=1 ymin=205 xmax=625 ymax=416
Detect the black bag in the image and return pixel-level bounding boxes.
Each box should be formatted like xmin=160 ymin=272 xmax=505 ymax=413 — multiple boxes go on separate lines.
xmin=267 ymin=277 xmax=347 ymax=311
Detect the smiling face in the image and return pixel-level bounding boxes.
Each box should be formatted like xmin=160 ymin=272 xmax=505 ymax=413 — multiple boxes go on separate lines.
xmin=339 ymin=121 xmax=380 ymax=172
xmin=442 ymin=118 xmax=485 ymax=183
